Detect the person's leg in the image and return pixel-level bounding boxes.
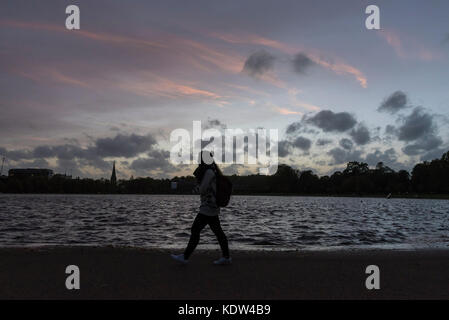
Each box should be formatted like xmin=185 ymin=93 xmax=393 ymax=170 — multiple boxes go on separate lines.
xmin=208 ymin=215 xmax=230 ymax=259
xmin=183 ymin=214 xmax=208 ymax=259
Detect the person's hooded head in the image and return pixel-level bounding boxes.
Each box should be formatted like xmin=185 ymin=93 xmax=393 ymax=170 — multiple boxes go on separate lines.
xmin=193 ymin=150 xmax=220 ymax=182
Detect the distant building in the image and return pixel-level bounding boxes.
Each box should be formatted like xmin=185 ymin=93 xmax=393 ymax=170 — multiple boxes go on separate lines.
xmin=8 ymin=168 xmax=53 ymax=178
xmin=110 ymin=161 xmax=117 ymax=185
xmin=170 ymin=181 xmax=178 ymax=190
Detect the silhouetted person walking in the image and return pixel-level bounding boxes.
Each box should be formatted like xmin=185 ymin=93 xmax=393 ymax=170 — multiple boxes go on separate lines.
xmin=171 ymin=151 xmax=231 ymax=265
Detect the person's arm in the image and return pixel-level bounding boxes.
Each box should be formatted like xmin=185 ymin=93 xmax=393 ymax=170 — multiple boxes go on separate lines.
xmin=199 ymin=169 xmax=214 ymax=194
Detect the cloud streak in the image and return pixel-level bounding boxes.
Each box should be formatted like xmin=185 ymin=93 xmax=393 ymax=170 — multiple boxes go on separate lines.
xmin=378 ymin=29 xmax=441 ymax=61
xmin=1 ymin=20 xmax=166 ymax=49
xmin=209 ymin=31 xmax=368 ymax=87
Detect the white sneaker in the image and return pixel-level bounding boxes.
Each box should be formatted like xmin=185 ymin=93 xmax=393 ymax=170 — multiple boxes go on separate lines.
xmin=213 ymin=257 xmax=232 ymax=265
xmin=171 ymin=253 xmax=188 ymax=264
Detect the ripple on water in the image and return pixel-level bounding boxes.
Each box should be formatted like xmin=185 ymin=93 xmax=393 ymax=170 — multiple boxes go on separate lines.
xmin=0 ymin=194 xmax=449 ymax=250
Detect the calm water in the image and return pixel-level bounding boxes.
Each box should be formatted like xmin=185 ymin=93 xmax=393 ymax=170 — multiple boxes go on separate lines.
xmin=0 ymin=194 xmax=448 ymax=250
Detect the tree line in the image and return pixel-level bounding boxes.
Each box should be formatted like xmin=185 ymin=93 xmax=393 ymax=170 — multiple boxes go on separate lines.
xmin=1 ymin=150 xmax=449 ymax=197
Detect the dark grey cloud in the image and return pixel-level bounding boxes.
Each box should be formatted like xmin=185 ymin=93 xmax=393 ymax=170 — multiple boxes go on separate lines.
xmin=33 ymin=144 xmax=111 ymax=172
xmin=1 ymin=147 xmax=34 ymax=161
xmin=130 ymin=149 xmax=175 ymax=174
xmin=27 ymin=158 xmax=50 ymax=168
xmin=80 ymin=157 xmax=111 ymax=171
xmin=291 ymin=136 xmax=312 ymax=151
xmin=306 ymin=110 xmax=357 ymax=132
xmin=5 ymin=149 xmax=34 ymax=161
xmin=350 ymin=124 xmax=371 ymax=145
xmin=278 ymin=140 xmax=290 ymax=157
xmin=95 ymin=133 xmax=157 ymax=157
xmin=204 ymin=119 xmax=226 ymax=130
xmin=292 ymin=53 xmax=315 ymax=74
xmin=316 ymin=138 xmax=333 ymax=146
xmin=421 ymin=148 xmax=447 ymax=161
xmin=2 ymin=132 xmax=159 ymax=178
xmin=397 ymin=107 xmax=435 ymax=141
xmin=285 ymin=121 xmax=302 ymax=135
xmin=33 ymin=145 xmax=88 ymax=160
xmin=30 ymin=133 xmax=157 ymax=160
xmin=365 ymin=148 xmax=398 ymax=167
xmin=327 ymin=147 xmax=362 ymax=165
xmin=278 ymin=136 xmax=311 ymax=157
xmin=380 ymin=105 xmax=444 ymax=159
xmin=207 ymin=119 xmax=221 ymax=127
xmin=339 ymin=138 xmax=353 ymax=150
xmin=385 ymin=124 xmax=397 ymax=136
xmin=402 ymin=134 xmax=443 ymax=156
xmin=8 ymin=136 xmax=177 ymax=178
xmin=242 ymin=50 xmax=275 ymax=76
xmin=378 ymin=91 xmax=408 ymax=114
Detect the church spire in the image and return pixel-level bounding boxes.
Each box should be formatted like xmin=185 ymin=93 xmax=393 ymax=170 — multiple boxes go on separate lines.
xmin=110 ymin=161 xmax=117 ymax=185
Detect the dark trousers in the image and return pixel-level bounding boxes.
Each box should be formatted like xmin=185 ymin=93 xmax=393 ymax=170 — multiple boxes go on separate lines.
xmin=184 ymin=213 xmax=230 ymax=259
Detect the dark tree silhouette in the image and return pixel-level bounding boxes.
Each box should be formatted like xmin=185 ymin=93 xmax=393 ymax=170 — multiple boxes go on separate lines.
xmin=1 ymin=150 xmax=449 ymax=197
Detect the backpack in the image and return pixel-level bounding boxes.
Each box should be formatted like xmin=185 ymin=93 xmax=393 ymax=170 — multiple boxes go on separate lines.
xmin=215 ymin=174 xmax=233 ymax=207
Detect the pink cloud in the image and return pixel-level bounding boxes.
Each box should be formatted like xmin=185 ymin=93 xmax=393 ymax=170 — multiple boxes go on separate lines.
xmin=174 ymin=37 xmax=244 ymax=74
xmin=378 ymin=29 xmax=442 ymax=61
xmin=1 ymin=19 xmax=246 ymax=77
xmin=292 ymin=101 xmax=321 ymax=112
xmin=117 ymin=72 xmax=225 ymax=103
xmin=0 ymin=19 xmax=165 ymax=49
xmin=14 ymin=67 xmax=89 ymax=88
xmin=273 ymin=106 xmax=303 ymax=115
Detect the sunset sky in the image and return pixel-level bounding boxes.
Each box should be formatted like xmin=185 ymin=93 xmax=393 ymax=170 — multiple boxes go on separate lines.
xmin=1 ymin=0 xmax=449 ymax=178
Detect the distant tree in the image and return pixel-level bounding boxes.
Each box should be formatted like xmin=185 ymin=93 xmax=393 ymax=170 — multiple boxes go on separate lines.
xmin=2 ymin=150 xmax=448 ymax=196
xmin=343 ymin=161 xmax=369 ymax=175
xmin=439 ymin=150 xmax=449 ymax=162
xmin=272 ymin=164 xmax=300 ymax=193
xmin=298 ymin=170 xmax=320 ymax=193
